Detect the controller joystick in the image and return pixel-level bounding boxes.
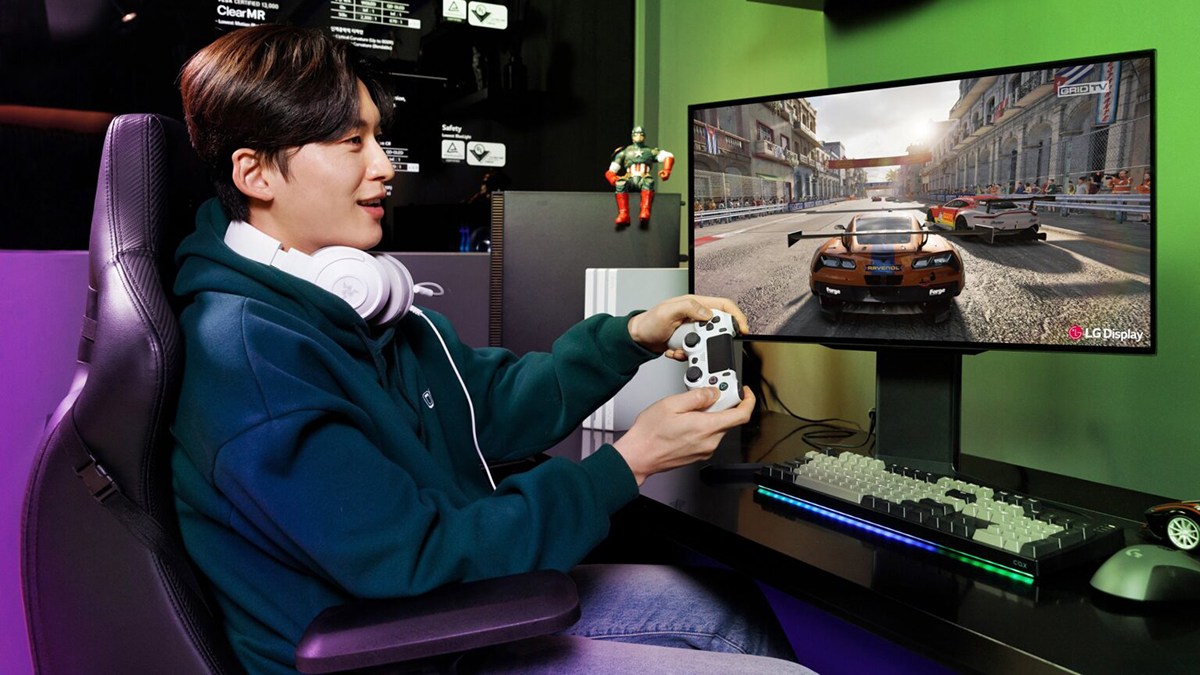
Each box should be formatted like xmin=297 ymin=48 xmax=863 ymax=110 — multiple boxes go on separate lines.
xmin=667 ymin=309 xmax=743 ymax=412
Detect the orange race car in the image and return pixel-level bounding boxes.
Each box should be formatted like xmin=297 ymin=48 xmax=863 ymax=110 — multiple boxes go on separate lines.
xmin=789 ymin=213 xmax=965 ymax=323
xmin=926 ymin=195 xmax=1040 ymax=238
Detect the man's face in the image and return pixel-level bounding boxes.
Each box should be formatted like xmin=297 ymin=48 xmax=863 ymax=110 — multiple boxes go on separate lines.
xmin=266 ymin=81 xmax=394 ymax=253
xmin=631 ymin=131 xmax=645 ymax=144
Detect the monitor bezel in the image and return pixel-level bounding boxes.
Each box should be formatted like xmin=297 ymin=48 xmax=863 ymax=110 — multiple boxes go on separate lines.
xmin=687 ymin=48 xmax=1157 ymax=357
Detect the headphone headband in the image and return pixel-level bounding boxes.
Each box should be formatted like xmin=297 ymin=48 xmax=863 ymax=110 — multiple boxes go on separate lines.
xmin=223 ymin=220 xmax=415 ymax=326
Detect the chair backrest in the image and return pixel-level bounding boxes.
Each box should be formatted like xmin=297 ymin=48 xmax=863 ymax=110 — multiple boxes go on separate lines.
xmin=20 ymin=114 xmax=244 ymax=674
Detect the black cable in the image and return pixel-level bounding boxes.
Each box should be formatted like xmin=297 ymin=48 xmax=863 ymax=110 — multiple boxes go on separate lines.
xmin=748 ymin=345 xmax=863 ymax=429
xmin=746 ymin=344 xmax=877 ymax=461
xmin=814 ymin=408 xmax=876 ymax=451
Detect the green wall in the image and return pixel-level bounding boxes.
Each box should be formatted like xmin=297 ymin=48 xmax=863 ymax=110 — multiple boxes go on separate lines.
xmin=634 ymin=0 xmax=828 ymax=186
xmin=640 ymin=0 xmax=1200 ymax=498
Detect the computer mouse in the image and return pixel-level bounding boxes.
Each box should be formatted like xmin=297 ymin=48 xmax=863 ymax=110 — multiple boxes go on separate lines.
xmin=1090 ymin=545 xmax=1200 ymax=602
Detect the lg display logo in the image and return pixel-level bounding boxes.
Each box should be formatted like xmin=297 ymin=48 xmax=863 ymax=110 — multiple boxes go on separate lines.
xmin=1067 ymin=324 xmax=1145 ymax=343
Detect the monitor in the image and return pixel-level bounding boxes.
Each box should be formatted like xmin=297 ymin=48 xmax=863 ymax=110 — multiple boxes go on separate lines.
xmin=688 ymin=50 xmax=1155 ymax=473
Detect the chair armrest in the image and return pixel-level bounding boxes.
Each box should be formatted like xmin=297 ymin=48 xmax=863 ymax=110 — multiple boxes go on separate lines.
xmin=294 ymin=569 xmax=580 ymax=674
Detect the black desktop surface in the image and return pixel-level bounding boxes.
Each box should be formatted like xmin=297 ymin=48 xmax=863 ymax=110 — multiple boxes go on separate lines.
xmin=573 ymin=412 xmax=1200 ymax=674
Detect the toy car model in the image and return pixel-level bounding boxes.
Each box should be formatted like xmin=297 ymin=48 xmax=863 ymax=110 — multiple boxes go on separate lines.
xmin=870 ymin=196 xmax=883 ymax=201
xmin=926 ymin=195 xmax=1040 ymax=237
xmin=1143 ymin=500 xmax=1200 ymax=551
xmin=802 ymin=213 xmax=964 ymax=323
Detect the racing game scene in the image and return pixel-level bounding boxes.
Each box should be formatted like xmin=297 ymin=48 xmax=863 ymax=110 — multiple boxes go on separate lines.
xmin=690 ymin=53 xmax=1153 ymax=351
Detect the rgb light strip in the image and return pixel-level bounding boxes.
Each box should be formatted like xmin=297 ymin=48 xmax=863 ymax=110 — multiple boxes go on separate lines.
xmin=756 ymin=486 xmax=1035 ymax=584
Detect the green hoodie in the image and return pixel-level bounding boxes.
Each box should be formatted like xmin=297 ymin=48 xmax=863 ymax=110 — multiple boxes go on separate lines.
xmin=172 ymin=199 xmax=649 ymax=674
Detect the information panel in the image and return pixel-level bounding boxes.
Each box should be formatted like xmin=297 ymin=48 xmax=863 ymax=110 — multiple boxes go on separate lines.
xmin=203 ymin=0 xmax=518 ymax=215
xmin=212 ymin=0 xmax=422 ymax=55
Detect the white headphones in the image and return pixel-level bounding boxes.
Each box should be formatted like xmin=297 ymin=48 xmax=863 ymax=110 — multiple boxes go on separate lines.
xmin=224 ymin=220 xmax=438 ymax=326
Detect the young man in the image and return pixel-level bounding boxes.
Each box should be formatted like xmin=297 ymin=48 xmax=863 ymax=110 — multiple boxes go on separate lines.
xmin=172 ymin=25 xmax=809 ymax=674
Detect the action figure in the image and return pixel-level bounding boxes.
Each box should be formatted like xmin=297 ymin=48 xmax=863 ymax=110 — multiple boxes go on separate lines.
xmin=605 ymin=125 xmax=674 ymax=229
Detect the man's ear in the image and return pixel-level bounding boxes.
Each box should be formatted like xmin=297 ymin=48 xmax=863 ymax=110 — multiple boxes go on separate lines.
xmin=230 ymin=148 xmax=274 ymax=203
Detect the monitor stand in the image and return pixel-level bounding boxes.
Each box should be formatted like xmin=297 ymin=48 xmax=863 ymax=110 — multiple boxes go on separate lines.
xmin=873 ymin=348 xmax=973 ymax=476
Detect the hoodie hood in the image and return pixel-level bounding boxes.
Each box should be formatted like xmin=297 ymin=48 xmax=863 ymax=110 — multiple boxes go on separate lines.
xmin=175 ymin=198 xmax=381 ymax=356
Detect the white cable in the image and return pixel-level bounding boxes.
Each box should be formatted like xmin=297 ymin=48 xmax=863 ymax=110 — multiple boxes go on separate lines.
xmin=408 ymin=306 xmax=497 ymax=490
xmin=414 ymin=282 xmax=444 ymax=297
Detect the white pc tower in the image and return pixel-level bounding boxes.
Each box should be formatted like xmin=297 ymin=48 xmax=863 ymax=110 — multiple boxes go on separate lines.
xmin=583 ymin=267 xmax=688 ymax=434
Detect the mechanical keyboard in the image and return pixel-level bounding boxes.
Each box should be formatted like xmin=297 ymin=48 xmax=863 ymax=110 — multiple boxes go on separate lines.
xmin=754 ymin=450 xmax=1127 ymax=579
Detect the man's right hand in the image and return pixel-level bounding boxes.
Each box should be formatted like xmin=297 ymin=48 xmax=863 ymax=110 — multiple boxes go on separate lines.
xmin=613 ymin=387 xmax=756 ymax=486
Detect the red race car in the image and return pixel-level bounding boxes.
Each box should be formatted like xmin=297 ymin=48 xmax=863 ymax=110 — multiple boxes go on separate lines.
xmin=926 ymin=195 xmax=1041 ymax=239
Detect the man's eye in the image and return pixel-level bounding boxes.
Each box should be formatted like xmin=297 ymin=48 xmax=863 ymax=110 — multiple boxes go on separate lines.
xmin=345 ymin=135 xmax=363 ymax=145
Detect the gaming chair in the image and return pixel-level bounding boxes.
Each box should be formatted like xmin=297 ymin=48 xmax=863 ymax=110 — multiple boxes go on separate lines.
xmin=19 ymin=114 xmax=580 ymax=674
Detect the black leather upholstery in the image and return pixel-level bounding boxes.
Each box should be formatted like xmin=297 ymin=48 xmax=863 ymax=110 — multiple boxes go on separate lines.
xmin=20 ymin=114 xmax=242 ymax=673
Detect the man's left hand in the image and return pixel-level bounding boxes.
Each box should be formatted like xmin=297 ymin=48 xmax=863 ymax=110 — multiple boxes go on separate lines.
xmin=627 ymin=295 xmax=749 ymax=358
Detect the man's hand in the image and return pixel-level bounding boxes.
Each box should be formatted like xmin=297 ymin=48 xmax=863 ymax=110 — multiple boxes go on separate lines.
xmin=627 ymin=294 xmax=749 ymax=358
xmin=614 ymin=387 xmax=755 ymax=486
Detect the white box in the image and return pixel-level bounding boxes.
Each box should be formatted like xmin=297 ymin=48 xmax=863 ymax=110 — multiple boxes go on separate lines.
xmin=582 ymin=268 xmax=688 ymax=437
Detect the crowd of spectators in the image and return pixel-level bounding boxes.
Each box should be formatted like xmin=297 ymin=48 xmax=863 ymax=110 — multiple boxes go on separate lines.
xmin=939 ymin=168 xmax=1152 ymax=222
xmin=693 ymin=195 xmax=788 ymax=225
xmin=694 ymin=168 xmax=1153 ymax=229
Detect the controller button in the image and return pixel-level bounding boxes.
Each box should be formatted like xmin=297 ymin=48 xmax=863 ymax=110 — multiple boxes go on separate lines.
xmin=686 ymin=366 xmax=703 ymax=383
xmin=708 ymin=376 xmax=719 ymax=385
xmin=684 ymin=332 xmax=701 ymax=348
xmin=719 ymin=382 xmax=729 ymax=391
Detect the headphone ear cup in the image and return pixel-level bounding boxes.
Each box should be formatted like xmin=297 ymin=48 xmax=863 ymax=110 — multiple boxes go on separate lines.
xmin=309 ymin=246 xmax=389 ymax=320
xmin=374 ymin=254 xmax=415 ymax=325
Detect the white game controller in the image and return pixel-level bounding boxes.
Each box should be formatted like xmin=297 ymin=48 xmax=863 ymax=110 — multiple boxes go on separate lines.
xmin=667 ymin=309 xmax=743 ymax=412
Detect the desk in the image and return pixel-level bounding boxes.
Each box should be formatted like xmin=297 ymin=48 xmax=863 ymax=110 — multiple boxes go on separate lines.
xmin=575 ymin=412 xmax=1200 ymax=674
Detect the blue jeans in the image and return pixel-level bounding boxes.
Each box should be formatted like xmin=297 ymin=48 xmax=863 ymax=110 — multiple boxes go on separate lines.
xmin=468 ymin=564 xmax=816 ymax=674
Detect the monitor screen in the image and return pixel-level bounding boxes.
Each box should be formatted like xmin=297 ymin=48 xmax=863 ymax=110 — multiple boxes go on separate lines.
xmin=689 ymin=50 xmax=1155 ymax=356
